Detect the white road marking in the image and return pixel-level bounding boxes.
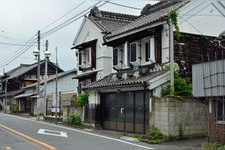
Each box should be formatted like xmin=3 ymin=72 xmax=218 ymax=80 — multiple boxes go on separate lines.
xmin=2 ymin=114 xmax=154 ymax=150
xmin=37 ymin=129 xmax=68 ymax=138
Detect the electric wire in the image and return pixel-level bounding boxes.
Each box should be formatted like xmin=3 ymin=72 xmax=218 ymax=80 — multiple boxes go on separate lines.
xmin=0 ymin=42 xmax=40 ymax=47
xmin=107 ymin=1 xmax=142 ymax=10
xmin=41 ymin=1 xmax=86 ymax=31
xmin=41 ymin=1 xmax=105 ymax=38
xmin=0 ymin=1 xmax=108 ymax=68
xmin=0 ymin=36 xmax=37 ymax=68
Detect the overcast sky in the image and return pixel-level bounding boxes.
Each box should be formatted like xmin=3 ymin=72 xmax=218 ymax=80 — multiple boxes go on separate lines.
xmin=0 ymin=0 xmax=158 ymax=73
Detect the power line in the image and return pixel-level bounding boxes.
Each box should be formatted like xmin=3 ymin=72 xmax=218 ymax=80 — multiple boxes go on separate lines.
xmin=107 ymin=1 xmax=142 ymax=10
xmin=0 ymin=41 xmax=41 ymax=47
xmin=41 ymin=1 xmax=86 ymax=31
xmin=0 ymin=1 xmax=107 ymax=68
xmin=41 ymin=1 xmax=105 ymax=38
xmin=0 ymin=36 xmax=37 ymax=68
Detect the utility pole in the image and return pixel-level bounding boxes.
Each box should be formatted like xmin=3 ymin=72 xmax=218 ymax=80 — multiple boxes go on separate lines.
xmin=55 ymin=47 xmax=58 ymax=124
xmin=4 ymin=79 xmax=8 ymax=113
xmin=37 ymin=30 xmax=41 ymax=121
xmin=44 ymin=40 xmax=48 ymax=116
xmin=169 ymin=21 xmax=174 ymax=91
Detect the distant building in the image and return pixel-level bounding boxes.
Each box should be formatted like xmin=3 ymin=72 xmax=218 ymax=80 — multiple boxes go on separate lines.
xmin=0 ymin=61 xmax=63 ymax=113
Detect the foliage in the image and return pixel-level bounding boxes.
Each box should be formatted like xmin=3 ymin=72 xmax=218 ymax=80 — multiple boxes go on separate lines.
xmin=162 ymin=69 xmax=192 ymax=98
xmin=203 ymin=142 xmax=225 ymax=150
xmin=168 ymin=9 xmax=180 ymax=39
xmin=146 ymin=126 xmax=163 ymax=140
xmin=123 ymin=126 xmax=163 ymax=144
xmin=68 ymin=112 xmax=81 ymax=126
xmin=73 ymin=92 xmax=89 ymax=107
xmin=11 ymin=101 xmax=19 ymax=113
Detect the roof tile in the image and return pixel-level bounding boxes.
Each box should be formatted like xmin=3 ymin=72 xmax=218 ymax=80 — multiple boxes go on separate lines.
xmin=105 ymin=1 xmax=188 ymax=40
xmin=83 ymin=70 xmax=167 ymax=90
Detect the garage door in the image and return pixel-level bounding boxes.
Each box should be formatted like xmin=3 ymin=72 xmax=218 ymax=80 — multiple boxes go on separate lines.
xmin=101 ymin=91 xmax=149 ymax=133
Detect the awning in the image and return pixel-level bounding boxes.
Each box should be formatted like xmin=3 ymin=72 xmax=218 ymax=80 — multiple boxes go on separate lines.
xmin=72 ymin=70 xmax=97 ymax=79
xmin=14 ymin=92 xmax=36 ymax=99
xmin=71 ymin=39 xmax=97 ymax=50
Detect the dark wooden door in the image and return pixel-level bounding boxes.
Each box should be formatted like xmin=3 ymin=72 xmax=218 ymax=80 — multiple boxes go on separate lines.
xmin=101 ymin=91 xmax=149 ymax=133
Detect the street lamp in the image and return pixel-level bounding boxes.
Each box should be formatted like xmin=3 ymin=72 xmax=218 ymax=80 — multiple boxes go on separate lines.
xmin=43 ymin=41 xmax=51 ymax=116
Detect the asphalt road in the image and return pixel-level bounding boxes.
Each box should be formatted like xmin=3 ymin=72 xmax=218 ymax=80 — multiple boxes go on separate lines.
xmin=0 ymin=113 xmax=205 ymax=150
xmin=0 ymin=113 xmax=155 ymax=150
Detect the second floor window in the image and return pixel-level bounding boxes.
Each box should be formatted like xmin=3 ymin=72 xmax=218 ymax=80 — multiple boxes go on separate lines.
xmin=113 ymin=46 xmax=124 ymax=69
xmin=113 ymin=48 xmax=118 ymax=66
xmin=130 ymin=43 xmax=137 ymax=62
xmin=78 ymin=47 xmax=92 ymax=69
xmin=79 ymin=52 xmax=82 ymax=65
xmin=145 ymin=41 xmax=150 ymax=62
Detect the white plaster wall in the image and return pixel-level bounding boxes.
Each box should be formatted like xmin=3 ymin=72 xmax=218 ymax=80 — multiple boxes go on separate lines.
xmin=74 ymin=18 xmax=113 ymax=78
xmin=179 ymin=1 xmax=225 ymax=37
xmin=73 ymin=18 xmax=102 ymax=48
xmin=88 ymin=90 xmax=100 ymax=104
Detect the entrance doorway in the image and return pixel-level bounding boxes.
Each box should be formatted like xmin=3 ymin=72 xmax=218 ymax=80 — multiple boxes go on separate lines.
xmin=101 ymin=91 xmax=149 ymax=133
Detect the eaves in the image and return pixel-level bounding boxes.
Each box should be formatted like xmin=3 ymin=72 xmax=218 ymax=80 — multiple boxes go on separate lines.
xmin=104 ymin=20 xmax=167 ymax=45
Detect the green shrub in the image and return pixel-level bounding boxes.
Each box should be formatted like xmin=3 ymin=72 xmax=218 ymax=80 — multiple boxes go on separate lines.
xmin=162 ymin=70 xmax=192 ymax=98
xmin=146 ymin=126 xmax=163 ymax=140
xmin=68 ymin=113 xmax=81 ymax=126
xmin=73 ymin=92 xmax=89 ymax=106
xmin=11 ymin=101 xmax=19 ymax=113
xmin=203 ymin=142 xmax=225 ymax=150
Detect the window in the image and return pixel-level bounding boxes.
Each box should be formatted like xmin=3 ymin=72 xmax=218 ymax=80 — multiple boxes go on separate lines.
xmin=113 ymin=48 xmax=118 ymax=66
xmin=113 ymin=46 xmax=124 ymax=69
xmin=130 ymin=42 xmax=141 ymax=66
xmin=78 ymin=47 xmax=92 ymax=69
xmin=215 ymin=100 xmax=225 ymax=121
xmin=86 ymin=48 xmax=91 ymax=65
xmin=79 ymin=52 xmax=82 ymax=65
xmin=145 ymin=41 xmax=150 ymax=62
xmin=130 ymin=43 xmax=137 ymax=62
xmin=142 ymin=37 xmax=155 ymax=64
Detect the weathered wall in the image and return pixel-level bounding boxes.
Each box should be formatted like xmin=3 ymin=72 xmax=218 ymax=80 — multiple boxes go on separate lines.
xmin=150 ymin=97 xmax=207 ymax=137
xmin=63 ymin=106 xmax=84 ymax=123
xmin=208 ymin=101 xmax=225 ymax=144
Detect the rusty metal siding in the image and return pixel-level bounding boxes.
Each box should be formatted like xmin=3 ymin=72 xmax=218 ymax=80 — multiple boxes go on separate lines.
xmin=192 ymin=60 xmax=225 ymax=97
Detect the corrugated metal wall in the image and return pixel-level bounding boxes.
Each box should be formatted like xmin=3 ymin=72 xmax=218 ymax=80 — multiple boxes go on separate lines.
xmin=192 ymin=59 xmax=225 ymax=97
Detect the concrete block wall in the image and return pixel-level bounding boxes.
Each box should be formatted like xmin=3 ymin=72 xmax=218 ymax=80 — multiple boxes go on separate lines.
xmin=62 ymin=106 xmax=84 ymax=123
xmin=150 ymin=97 xmax=207 ymax=137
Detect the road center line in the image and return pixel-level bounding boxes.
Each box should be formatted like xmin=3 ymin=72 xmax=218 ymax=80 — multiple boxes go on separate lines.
xmin=0 ymin=123 xmax=56 ymax=150
xmin=3 ymin=114 xmax=153 ymax=150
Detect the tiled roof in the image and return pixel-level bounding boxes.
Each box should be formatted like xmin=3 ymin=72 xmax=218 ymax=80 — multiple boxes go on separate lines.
xmin=82 ymin=70 xmax=167 ymax=90
xmin=5 ymin=60 xmax=64 ymax=80
xmin=5 ymin=64 xmax=31 ymax=78
xmin=88 ymin=7 xmax=138 ymax=33
xmin=105 ymin=1 xmax=188 ymax=40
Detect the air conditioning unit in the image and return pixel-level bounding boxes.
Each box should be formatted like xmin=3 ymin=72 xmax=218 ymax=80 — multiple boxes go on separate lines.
xmin=130 ymin=42 xmax=141 ymax=66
